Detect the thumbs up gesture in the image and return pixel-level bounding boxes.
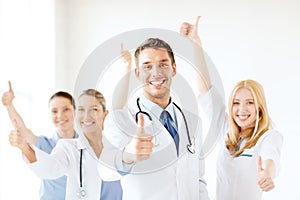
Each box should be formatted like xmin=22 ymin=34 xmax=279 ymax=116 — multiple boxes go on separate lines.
xmin=121 ymin=43 xmax=132 ymax=69
xmin=257 ymin=156 xmax=275 ymax=192
xmin=9 ymin=119 xmax=37 ymax=162
xmin=9 ymin=120 xmax=28 ymax=150
xmin=2 ymin=81 xmax=15 ymax=106
xmin=123 ymin=113 xmax=154 ymax=163
xmin=180 ymin=16 xmax=202 ymax=45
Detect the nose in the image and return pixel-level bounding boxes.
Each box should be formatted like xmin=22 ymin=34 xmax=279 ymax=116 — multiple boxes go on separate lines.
xmin=150 ymin=65 xmax=162 ymax=76
xmin=83 ymin=110 xmax=90 ymax=119
xmin=57 ymin=110 xmax=63 ymax=119
xmin=239 ymin=103 xmax=248 ymax=112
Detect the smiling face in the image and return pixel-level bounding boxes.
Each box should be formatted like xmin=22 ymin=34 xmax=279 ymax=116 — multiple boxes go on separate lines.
xmin=49 ymin=96 xmax=75 ymax=135
xmin=135 ymin=48 xmax=176 ymax=108
xmin=232 ymin=88 xmax=257 ymax=131
xmin=76 ymin=95 xmax=107 ymax=135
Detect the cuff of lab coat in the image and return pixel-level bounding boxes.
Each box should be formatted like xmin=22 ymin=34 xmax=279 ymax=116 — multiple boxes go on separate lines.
xmin=114 ymin=149 xmax=135 ymax=175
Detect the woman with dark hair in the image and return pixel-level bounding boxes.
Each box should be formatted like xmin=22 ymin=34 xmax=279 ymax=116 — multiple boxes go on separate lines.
xmin=2 ymin=82 xmax=77 ymax=200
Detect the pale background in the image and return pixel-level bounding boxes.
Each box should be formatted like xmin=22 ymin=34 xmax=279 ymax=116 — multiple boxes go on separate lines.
xmin=0 ymin=0 xmax=299 ymax=199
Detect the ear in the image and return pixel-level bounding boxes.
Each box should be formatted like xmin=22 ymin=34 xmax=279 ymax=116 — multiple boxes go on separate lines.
xmin=135 ymin=67 xmax=140 ymax=78
xmin=102 ymin=110 xmax=109 ymax=130
xmin=104 ymin=110 xmax=109 ymax=119
xmin=172 ymin=63 xmax=177 ymax=76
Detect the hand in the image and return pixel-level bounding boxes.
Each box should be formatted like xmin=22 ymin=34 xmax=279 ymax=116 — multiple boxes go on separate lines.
xmin=121 ymin=43 xmax=132 ymax=70
xmin=9 ymin=119 xmax=37 ymax=162
xmin=123 ymin=113 xmax=154 ymax=163
xmin=180 ymin=16 xmax=201 ymax=45
xmin=9 ymin=120 xmax=28 ymax=150
xmin=257 ymin=156 xmax=275 ymax=192
xmin=2 ymin=81 xmax=15 ymax=106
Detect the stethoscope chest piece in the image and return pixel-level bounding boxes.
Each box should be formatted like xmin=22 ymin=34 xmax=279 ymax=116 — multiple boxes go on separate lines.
xmin=77 ymin=188 xmax=87 ymax=199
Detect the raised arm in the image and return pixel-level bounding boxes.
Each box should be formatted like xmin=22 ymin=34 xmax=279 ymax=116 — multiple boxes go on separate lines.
xmin=2 ymin=81 xmax=37 ymax=145
xmin=112 ymin=43 xmax=132 ymax=110
xmin=180 ymin=16 xmax=211 ymax=95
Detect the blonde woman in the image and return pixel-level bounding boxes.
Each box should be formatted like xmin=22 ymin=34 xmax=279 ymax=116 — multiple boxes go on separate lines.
xmin=180 ymin=17 xmax=283 ymax=200
xmin=215 ymin=80 xmax=283 ymax=200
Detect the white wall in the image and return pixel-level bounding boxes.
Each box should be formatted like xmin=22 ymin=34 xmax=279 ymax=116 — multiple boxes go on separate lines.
xmin=0 ymin=0 xmax=56 ymax=199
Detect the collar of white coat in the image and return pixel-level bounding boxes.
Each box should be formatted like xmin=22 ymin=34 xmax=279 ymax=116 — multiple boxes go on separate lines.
xmin=76 ymin=133 xmax=89 ymax=150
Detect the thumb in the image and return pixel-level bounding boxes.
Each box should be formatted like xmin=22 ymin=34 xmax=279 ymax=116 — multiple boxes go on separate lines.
xmin=8 ymin=80 xmax=13 ymax=92
xmin=12 ymin=119 xmax=20 ymax=131
xmin=137 ymin=112 xmax=144 ymax=128
xmin=121 ymin=43 xmax=124 ymax=52
xmin=257 ymin=155 xmax=263 ymax=173
xmin=194 ymin=16 xmax=201 ymax=30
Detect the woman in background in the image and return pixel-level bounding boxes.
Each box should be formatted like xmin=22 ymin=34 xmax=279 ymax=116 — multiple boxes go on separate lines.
xmin=2 ymin=82 xmax=77 ymax=200
xmin=9 ymin=89 xmax=121 ymax=199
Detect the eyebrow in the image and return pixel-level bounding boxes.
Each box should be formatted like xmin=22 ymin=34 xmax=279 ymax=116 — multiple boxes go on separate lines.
xmin=233 ymin=98 xmax=254 ymax=101
xmin=141 ymin=59 xmax=170 ymax=65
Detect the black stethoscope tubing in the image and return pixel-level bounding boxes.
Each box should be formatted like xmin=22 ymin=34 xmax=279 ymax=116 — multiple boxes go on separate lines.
xmin=80 ymin=149 xmax=83 ymax=188
xmin=77 ymin=149 xmax=86 ymax=198
xmin=135 ymin=98 xmax=195 ymax=154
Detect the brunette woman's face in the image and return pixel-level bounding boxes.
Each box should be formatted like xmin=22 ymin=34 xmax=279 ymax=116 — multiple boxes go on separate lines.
xmin=49 ymin=97 xmax=75 ymax=133
xmin=232 ymin=88 xmax=257 ymax=130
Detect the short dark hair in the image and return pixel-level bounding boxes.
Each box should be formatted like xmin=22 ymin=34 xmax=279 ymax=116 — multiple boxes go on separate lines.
xmin=134 ymin=38 xmax=175 ymax=67
xmin=49 ymin=91 xmax=76 ymax=109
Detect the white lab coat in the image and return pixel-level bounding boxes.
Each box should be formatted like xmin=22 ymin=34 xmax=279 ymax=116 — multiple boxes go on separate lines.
xmin=99 ymin=87 xmax=225 ymax=200
xmin=216 ymin=128 xmax=283 ymax=200
xmin=25 ymin=134 xmax=102 ymax=200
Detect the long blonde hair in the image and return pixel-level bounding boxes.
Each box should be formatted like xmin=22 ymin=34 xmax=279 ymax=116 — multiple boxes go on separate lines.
xmin=226 ymin=79 xmax=273 ymax=157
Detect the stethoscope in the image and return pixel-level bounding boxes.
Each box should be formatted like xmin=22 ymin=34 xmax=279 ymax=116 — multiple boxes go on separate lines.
xmin=77 ymin=149 xmax=87 ymax=199
xmin=135 ymin=98 xmax=195 ymax=154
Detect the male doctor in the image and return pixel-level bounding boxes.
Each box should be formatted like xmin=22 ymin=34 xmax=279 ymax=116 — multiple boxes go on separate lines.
xmin=99 ymin=16 xmax=225 ymax=200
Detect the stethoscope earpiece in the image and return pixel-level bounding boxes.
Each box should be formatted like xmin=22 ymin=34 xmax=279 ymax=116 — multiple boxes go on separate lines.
xmin=187 ymin=144 xmax=195 ymax=154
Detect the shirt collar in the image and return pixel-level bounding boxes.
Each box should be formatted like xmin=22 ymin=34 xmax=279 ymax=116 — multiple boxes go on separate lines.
xmin=139 ymin=95 xmax=176 ymax=122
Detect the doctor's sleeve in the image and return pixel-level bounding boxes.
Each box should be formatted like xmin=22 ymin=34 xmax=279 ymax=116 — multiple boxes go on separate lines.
xmin=98 ymin=138 xmax=124 ymax=181
xmin=197 ymin=86 xmax=227 ymax=156
xmin=24 ymin=140 xmax=70 ymax=179
xmin=259 ymin=130 xmax=283 ymax=177
xmin=100 ymin=109 xmax=136 ymax=179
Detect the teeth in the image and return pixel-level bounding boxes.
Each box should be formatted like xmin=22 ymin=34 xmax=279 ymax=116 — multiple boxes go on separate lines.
xmin=238 ymin=115 xmax=249 ymax=120
xmin=58 ymin=121 xmax=66 ymax=125
xmin=82 ymin=122 xmax=93 ymax=126
xmin=150 ymin=80 xmax=164 ymax=86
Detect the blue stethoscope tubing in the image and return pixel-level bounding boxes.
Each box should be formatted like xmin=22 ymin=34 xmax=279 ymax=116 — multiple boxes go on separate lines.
xmin=135 ymin=98 xmax=195 ymax=154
